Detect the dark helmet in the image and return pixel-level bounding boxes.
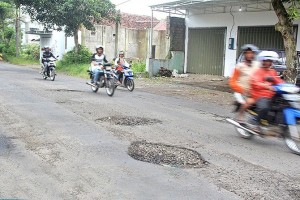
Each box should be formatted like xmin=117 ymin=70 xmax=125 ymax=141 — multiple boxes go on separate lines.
xmin=95 ymin=45 xmax=104 ymax=51
xmin=44 ymin=46 xmax=50 ymax=52
xmin=241 ymin=44 xmax=259 ymax=53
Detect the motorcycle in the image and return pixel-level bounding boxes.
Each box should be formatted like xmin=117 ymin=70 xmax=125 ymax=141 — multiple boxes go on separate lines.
xmin=41 ymin=56 xmax=58 ymax=81
xmin=86 ymin=63 xmax=115 ymax=97
xmin=226 ymin=83 xmax=300 ymax=155
xmin=113 ymin=66 xmax=135 ymax=92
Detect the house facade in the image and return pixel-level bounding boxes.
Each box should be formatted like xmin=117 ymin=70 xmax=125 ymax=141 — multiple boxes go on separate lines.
xmin=151 ymin=0 xmax=300 ymax=77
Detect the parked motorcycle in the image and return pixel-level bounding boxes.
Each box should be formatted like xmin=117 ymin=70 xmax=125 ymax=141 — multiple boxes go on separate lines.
xmin=86 ymin=63 xmax=115 ymax=96
xmin=226 ymin=83 xmax=300 ymax=155
xmin=41 ymin=57 xmax=58 ymax=81
xmin=113 ymin=66 xmax=135 ymax=92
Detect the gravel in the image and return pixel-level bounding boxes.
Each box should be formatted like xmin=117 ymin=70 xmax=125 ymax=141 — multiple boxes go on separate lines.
xmin=128 ymin=141 xmax=208 ymax=168
xmin=96 ymin=116 xmax=162 ymax=126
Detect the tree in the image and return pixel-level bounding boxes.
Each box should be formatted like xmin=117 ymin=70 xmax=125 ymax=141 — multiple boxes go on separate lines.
xmin=0 ymin=1 xmax=13 ymax=40
xmin=271 ymin=0 xmax=300 ymax=83
xmin=20 ymin=0 xmax=116 ymax=52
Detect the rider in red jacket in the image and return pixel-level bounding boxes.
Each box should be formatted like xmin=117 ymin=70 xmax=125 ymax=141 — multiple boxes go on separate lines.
xmin=249 ymin=51 xmax=284 ymax=132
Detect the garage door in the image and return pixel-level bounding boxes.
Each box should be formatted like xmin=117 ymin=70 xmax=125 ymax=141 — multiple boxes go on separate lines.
xmin=237 ymin=26 xmax=298 ymax=55
xmin=187 ymin=28 xmax=226 ymax=75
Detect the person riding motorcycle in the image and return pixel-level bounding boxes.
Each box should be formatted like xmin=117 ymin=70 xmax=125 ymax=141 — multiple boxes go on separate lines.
xmin=90 ymin=45 xmax=108 ymax=86
xmin=114 ymin=51 xmax=130 ymax=85
xmin=42 ymin=46 xmax=56 ymax=75
xmin=249 ymin=51 xmax=284 ymax=132
xmin=229 ymin=44 xmax=260 ymax=123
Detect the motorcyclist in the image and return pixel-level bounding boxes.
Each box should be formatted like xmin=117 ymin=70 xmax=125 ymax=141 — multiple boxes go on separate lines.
xmin=114 ymin=51 xmax=130 ymax=85
xmin=249 ymin=51 xmax=284 ymax=132
xmin=42 ymin=46 xmax=56 ymax=75
xmin=229 ymin=44 xmax=260 ymax=123
xmin=90 ymin=45 xmax=108 ymax=86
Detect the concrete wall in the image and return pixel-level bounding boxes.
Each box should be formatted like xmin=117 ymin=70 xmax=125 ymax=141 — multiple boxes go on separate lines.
xmin=185 ymin=9 xmax=300 ymax=77
xmin=147 ymin=51 xmax=185 ymax=76
xmin=84 ymin=25 xmax=169 ymax=61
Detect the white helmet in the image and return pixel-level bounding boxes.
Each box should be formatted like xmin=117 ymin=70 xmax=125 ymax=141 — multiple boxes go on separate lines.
xmin=95 ymin=45 xmax=104 ymax=50
xmin=257 ymin=51 xmax=279 ymax=62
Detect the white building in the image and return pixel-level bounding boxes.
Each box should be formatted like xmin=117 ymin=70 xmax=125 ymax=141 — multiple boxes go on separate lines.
xmin=20 ymin=14 xmax=77 ymax=60
xmin=151 ymin=0 xmax=300 ymax=77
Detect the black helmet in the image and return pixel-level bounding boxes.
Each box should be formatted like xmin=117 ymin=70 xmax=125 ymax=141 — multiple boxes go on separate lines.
xmin=241 ymin=44 xmax=259 ymax=53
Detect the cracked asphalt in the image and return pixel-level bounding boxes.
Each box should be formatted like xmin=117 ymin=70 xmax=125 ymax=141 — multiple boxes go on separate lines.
xmin=0 ymin=62 xmax=299 ymax=200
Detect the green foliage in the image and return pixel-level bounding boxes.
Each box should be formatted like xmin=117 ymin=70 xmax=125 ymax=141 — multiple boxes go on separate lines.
xmin=4 ymin=54 xmax=39 ymax=65
xmin=21 ymin=43 xmax=40 ymax=60
xmin=56 ymin=62 xmax=89 ymax=78
xmin=20 ymin=0 xmax=116 ymax=36
xmin=280 ymin=0 xmax=300 ymax=20
xmin=60 ymin=45 xmax=92 ymax=64
xmin=131 ymin=61 xmax=146 ymax=73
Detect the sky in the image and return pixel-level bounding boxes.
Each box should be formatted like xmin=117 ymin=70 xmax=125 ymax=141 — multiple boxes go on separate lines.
xmin=111 ymin=0 xmax=172 ymax=19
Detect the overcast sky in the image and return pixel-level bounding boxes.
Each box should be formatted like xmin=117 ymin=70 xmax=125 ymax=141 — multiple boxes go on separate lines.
xmin=111 ymin=0 xmax=172 ymax=19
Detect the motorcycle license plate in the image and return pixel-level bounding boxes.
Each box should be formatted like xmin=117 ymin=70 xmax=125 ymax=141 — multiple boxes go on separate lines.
xmin=106 ymin=66 xmax=112 ymax=70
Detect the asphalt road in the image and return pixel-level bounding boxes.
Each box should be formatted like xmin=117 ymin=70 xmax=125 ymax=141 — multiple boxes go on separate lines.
xmin=0 ymin=62 xmax=299 ymax=200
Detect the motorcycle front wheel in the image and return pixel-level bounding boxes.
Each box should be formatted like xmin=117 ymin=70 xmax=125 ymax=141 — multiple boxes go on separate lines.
xmin=126 ymin=79 xmax=135 ymax=92
xmin=105 ymin=79 xmax=115 ymax=96
xmin=284 ymin=125 xmax=300 ymax=155
xmin=49 ymin=68 xmax=56 ymax=81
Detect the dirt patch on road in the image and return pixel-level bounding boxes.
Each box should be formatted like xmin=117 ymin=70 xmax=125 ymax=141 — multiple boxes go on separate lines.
xmin=135 ymin=74 xmax=233 ymax=107
xmin=96 ymin=116 xmax=162 ymax=126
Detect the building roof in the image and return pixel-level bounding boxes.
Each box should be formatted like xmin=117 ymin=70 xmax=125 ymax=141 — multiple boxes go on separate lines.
xmin=153 ymin=21 xmax=167 ymax=31
xmin=151 ymin=0 xmax=273 ymax=15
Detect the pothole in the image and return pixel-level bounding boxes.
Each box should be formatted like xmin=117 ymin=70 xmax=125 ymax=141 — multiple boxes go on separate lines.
xmin=288 ymin=189 xmax=300 ymax=199
xmin=47 ymin=89 xmax=82 ymax=92
xmin=0 ymin=135 xmax=15 ymax=155
xmin=96 ymin=116 xmax=162 ymax=126
xmin=128 ymin=141 xmax=208 ymax=168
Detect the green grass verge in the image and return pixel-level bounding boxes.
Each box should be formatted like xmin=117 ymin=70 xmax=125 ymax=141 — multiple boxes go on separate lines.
xmin=5 ymin=55 xmax=39 ymax=65
xmin=56 ymin=62 xmax=89 ymax=79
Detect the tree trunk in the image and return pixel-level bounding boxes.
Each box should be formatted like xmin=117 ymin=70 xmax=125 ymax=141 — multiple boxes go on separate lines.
xmin=272 ymin=0 xmax=297 ymax=83
xmin=80 ymin=24 xmax=85 ymax=46
xmin=74 ymin=27 xmax=79 ymax=53
xmin=15 ymin=7 xmax=20 ymax=57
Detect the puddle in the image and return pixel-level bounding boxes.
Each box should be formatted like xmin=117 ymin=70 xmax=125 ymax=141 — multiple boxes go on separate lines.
xmin=96 ymin=116 xmax=162 ymax=126
xmin=128 ymin=141 xmax=208 ymax=168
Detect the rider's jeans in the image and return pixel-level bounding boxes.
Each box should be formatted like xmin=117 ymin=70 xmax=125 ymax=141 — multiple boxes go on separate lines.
xmin=43 ymin=62 xmax=49 ymax=74
xmin=92 ymin=69 xmax=103 ymax=83
xmin=256 ymin=97 xmax=271 ymax=125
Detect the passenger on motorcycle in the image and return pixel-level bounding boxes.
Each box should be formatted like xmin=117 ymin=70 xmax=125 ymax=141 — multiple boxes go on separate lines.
xmin=42 ymin=46 xmax=56 ymax=75
xmin=229 ymin=44 xmax=260 ymax=123
xmin=114 ymin=51 xmax=130 ymax=85
xmin=250 ymin=51 xmax=284 ymax=132
xmin=90 ymin=45 xmax=108 ymax=86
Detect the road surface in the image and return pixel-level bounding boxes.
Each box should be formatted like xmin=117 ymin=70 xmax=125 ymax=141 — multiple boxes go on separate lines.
xmin=0 ymin=62 xmax=299 ymax=200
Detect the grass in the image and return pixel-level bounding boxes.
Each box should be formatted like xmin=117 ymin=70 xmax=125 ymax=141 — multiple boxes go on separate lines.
xmin=56 ymin=61 xmax=89 ymax=79
xmin=5 ymin=55 xmax=39 ymax=65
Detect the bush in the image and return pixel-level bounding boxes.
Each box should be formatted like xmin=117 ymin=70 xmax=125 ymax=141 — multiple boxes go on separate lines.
xmin=21 ymin=43 xmax=40 ymax=60
xmin=131 ymin=61 xmax=146 ymax=73
xmin=61 ymin=45 xmax=92 ymax=64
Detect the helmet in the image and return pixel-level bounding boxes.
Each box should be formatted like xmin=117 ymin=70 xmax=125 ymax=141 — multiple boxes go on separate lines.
xmin=119 ymin=50 xmax=124 ymax=55
xmin=257 ymin=51 xmax=279 ymax=62
xmin=95 ymin=45 xmax=104 ymax=50
xmin=241 ymin=44 xmax=259 ymax=53
xmin=44 ymin=46 xmax=50 ymax=52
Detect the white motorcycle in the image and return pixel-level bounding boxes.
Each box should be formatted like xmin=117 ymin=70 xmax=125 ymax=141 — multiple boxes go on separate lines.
xmin=41 ymin=56 xmax=58 ymax=81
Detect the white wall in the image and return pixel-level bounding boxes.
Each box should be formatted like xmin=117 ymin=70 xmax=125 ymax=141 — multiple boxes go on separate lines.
xmin=185 ymin=10 xmax=300 ymax=77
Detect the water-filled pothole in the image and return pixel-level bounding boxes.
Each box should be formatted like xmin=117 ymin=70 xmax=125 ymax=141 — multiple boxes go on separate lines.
xmin=128 ymin=141 xmax=208 ymax=168
xmin=96 ymin=116 xmax=162 ymax=126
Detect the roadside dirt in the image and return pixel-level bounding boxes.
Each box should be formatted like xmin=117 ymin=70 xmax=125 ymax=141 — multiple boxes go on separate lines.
xmin=135 ymin=74 xmax=233 ymax=107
